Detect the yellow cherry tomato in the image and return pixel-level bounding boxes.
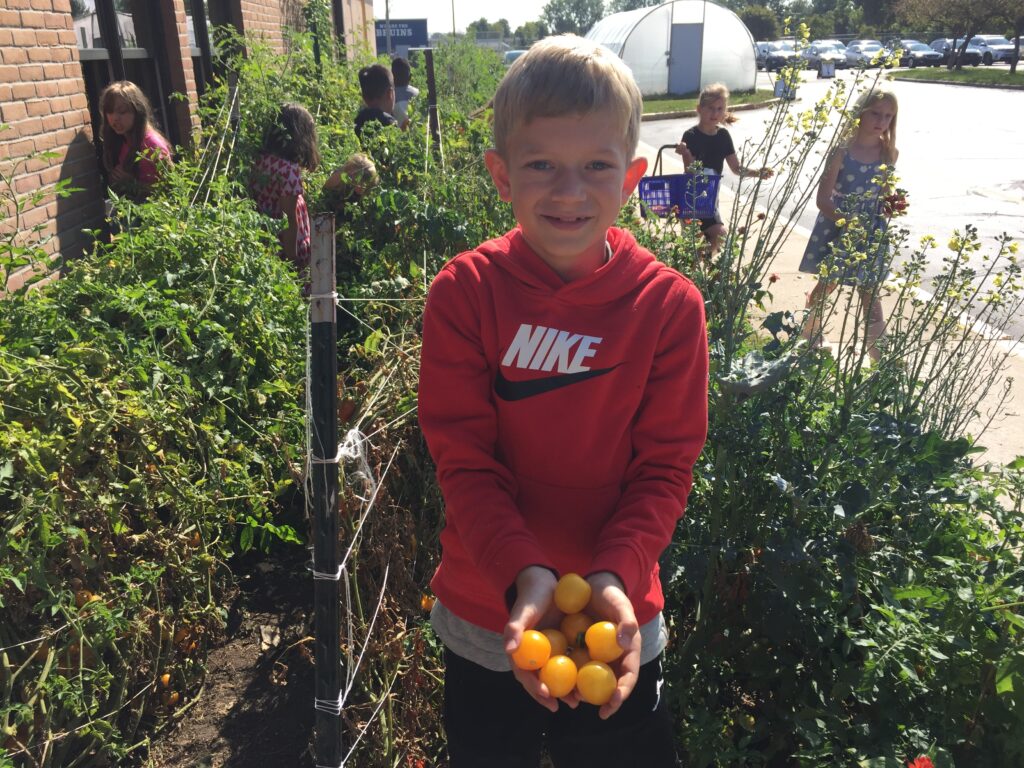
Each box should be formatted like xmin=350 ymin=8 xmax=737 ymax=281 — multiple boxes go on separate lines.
xmin=511 ymin=629 xmax=551 ymax=671
xmin=560 ymin=612 xmax=592 ymax=649
xmin=541 ymin=628 xmax=568 ymax=657
xmin=568 ymin=645 xmax=591 ymax=668
xmin=539 ymin=655 xmax=578 ymax=698
xmin=584 ymin=621 xmax=623 ymax=663
xmin=576 ymin=661 xmax=616 ymax=706
xmin=554 ymin=572 xmax=592 ymax=614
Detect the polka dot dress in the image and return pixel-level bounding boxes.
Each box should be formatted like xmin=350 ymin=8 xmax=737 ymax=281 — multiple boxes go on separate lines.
xmin=798 ymin=152 xmax=891 ymax=286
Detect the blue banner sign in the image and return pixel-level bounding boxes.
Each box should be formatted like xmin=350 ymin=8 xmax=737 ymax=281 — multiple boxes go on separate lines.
xmin=375 ymin=19 xmax=429 ymax=54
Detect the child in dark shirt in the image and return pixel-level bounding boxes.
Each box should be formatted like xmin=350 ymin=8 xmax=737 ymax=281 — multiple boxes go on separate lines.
xmin=354 ymin=64 xmax=398 ymax=139
xmin=674 ymin=83 xmax=773 ymax=253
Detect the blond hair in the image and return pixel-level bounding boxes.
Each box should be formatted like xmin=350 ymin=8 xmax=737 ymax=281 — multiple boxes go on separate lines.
xmin=339 ymin=152 xmax=378 ymax=192
xmin=698 ymin=82 xmax=738 ymax=125
xmin=849 ymin=87 xmax=899 ymax=165
xmin=491 ymin=35 xmax=643 ymax=158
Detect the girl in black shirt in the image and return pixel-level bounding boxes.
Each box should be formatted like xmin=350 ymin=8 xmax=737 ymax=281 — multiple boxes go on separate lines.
xmin=675 ymin=83 xmax=773 ymax=253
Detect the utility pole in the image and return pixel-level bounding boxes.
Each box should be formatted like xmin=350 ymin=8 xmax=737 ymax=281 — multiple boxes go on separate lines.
xmin=451 ymin=0 xmax=456 ymax=37
xmin=385 ymin=0 xmax=392 ymax=55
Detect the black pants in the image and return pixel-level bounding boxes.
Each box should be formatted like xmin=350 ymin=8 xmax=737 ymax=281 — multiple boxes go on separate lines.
xmin=443 ymin=648 xmax=680 ymax=768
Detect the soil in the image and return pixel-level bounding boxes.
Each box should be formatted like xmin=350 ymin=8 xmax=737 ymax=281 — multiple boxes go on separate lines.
xmin=145 ymin=549 xmax=317 ymax=768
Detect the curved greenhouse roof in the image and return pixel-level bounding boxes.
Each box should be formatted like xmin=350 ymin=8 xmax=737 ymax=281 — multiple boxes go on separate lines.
xmin=587 ymin=0 xmax=756 ymax=96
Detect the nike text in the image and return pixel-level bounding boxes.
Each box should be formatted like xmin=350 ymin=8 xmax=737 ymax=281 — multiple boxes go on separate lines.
xmin=500 ymin=323 xmax=603 ymax=373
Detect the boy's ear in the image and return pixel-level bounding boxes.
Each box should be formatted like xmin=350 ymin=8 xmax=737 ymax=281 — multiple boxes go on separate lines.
xmin=621 ymin=156 xmax=648 ymax=203
xmin=484 ymin=149 xmax=513 ymax=202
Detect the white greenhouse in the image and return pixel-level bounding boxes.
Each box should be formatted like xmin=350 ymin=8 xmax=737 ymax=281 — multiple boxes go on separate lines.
xmin=586 ymin=1 xmax=756 ymax=96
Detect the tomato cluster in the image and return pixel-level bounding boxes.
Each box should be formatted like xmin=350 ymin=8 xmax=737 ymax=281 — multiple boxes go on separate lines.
xmin=510 ymin=573 xmax=623 ymax=706
xmin=883 ymin=188 xmax=909 ymax=218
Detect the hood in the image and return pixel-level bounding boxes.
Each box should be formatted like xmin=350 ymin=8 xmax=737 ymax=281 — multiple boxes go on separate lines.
xmin=475 ymin=226 xmax=671 ymax=307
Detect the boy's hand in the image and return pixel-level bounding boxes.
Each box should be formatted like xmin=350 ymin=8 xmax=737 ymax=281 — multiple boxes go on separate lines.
xmin=505 ymin=566 xmax=559 ymax=712
xmin=757 ymin=166 xmax=774 ymax=180
xmin=586 ymin=571 xmax=641 ymax=720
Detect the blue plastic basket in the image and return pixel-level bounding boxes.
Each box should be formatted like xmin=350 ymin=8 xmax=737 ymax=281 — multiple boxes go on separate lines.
xmin=638 ymin=172 xmax=720 ymax=220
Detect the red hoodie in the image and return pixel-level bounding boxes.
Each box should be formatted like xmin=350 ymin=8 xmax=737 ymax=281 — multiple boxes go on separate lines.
xmin=418 ymin=226 xmax=708 ymax=634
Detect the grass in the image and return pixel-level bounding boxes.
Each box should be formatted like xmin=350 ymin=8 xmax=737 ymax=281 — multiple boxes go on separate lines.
xmin=643 ymin=89 xmax=776 ymax=114
xmin=888 ymin=65 xmax=1024 ymax=88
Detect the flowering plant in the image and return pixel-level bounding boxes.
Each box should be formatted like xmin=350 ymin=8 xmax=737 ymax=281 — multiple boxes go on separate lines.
xmin=883 ymin=187 xmax=909 ymax=217
xmin=908 ymin=757 xmax=934 ymax=768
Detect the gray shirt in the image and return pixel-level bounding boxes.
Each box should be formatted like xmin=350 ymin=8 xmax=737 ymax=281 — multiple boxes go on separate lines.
xmin=431 ymin=598 xmax=668 ymax=672
xmin=393 ymin=84 xmax=419 ymax=125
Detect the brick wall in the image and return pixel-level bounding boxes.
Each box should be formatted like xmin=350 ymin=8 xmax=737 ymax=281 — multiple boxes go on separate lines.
xmin=0 ymin=0 xmax=102 ymax=293
xmin=237 ymin=0 xmax=306 ymax=54
xmin=234 ymin=0 xmax=374 ymax=58
xmin=335 ymin=0 xmax=374 ymax=60
xmin=160 ymin=2 xmax=201 ymax=143
xmin=2 ymin=0 xmax=377 ymax=292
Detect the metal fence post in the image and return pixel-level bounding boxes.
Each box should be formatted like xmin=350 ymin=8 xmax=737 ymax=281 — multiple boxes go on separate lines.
xmin=423 ymin=48 xmax=444 ymax=166
xmin=309 ymin=213 xmax=343 ymax=767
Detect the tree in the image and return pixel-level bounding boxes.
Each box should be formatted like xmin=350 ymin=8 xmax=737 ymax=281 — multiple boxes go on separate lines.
xmin=741 ymin=5 xmax=779 ymax=41
xmin=999 ymin=0 xmax=1023 ymax=74
xmin=466 ymin=17 xmax=492 ymax=36
xmin=513 ymin=20 xmax=550 ymax=46
xmin=542 ymin=0 xmax=604 ymax=35
xmin=606 ymin=0 xmax=660 ymax=13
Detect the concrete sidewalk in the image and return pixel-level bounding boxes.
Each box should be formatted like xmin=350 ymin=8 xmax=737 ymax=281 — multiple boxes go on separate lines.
xmin=636 ymin=140 xmax=1024 ymax=467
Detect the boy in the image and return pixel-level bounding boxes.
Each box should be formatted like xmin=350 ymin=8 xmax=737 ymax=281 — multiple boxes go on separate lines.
xmin=354 ymin=63 xmax=398 ymax=138
xmin=418 ymin=35 xmax=708 ymax=768
xmin=390 ymin=56 xmax=419 ymax=130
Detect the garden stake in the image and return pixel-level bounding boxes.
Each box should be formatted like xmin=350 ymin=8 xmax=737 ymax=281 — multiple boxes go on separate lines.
xmin=422 ymin=48 xmax=443 ymax=166
xmin=309 ymin=214 xmax=344 ymax=767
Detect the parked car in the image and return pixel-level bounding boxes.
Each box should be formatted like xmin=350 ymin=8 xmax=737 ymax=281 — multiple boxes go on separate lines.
xmin=802 ymin=40 xmax=848 ymax=70
xmin=968 ymin=35 xmax=1019 ymax=65
xmin=502 ymin=49 xmax=528 ymax=67
xmin=929 ymin=38 xmax=982 ymax=66
xmin=845 ymin=39 xmax=886 ymax=67
xmin=887 ymin=39 xmax=943 ymax=67
xmin=756 ymin=40 xmax=800 ymax=71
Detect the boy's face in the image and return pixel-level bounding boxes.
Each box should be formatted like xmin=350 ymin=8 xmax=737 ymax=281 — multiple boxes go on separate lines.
xmin=485 ymin=111 xmax=647 ymax=280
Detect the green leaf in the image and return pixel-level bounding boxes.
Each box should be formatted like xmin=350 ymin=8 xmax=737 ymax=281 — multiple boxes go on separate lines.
xmin=892 ymin=586 xmax=938 ymax=601
xmin=995 ymin=655 xmax=1022 ymax=695
xmin=239 ymin=523 xmax=254 ymax=552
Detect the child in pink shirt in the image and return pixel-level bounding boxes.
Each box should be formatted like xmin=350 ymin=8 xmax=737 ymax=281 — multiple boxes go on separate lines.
xmin=99 ymin=81 xmax=172 ymax=199
xmin=248 ymin=103 xmax=322 ymax=274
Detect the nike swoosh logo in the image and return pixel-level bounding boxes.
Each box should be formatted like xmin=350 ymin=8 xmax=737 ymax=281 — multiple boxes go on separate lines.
xmin=494 ymin=365 xmax=619 ymax=401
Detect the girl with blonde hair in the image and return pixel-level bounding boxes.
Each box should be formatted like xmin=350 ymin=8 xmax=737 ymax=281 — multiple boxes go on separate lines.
xmin=798 ymin=87 xmax=901 ymax=361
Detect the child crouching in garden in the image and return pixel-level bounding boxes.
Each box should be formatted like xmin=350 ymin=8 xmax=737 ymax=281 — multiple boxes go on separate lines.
xmin=418 ymin=34 xmax=708 ymax=767
xmin=249 ymin=103 xmax=321 ymax=275
xmin=99 ymin=81 xmax=172 ymax=201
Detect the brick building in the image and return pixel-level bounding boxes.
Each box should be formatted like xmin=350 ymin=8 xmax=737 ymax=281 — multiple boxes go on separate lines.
xmin=0 ymin=0 xmax=374 ymax=292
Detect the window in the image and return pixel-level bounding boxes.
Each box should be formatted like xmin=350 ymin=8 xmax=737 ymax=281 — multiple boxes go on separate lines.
xmin=73 ymin=0 xmax=176 ymax=148
xmin=185 ymin=0 xmax=219 ymax=97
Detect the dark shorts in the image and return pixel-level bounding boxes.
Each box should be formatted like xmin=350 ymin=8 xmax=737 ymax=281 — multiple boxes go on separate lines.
xmin=698 ymin=210 xmax=724 ymax=233
xmin=443 ymin=648 xmax=680 ymax=768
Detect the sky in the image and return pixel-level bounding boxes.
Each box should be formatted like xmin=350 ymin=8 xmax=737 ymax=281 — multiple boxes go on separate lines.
xmin=372 ymin=0 xmax=550 ymax=36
